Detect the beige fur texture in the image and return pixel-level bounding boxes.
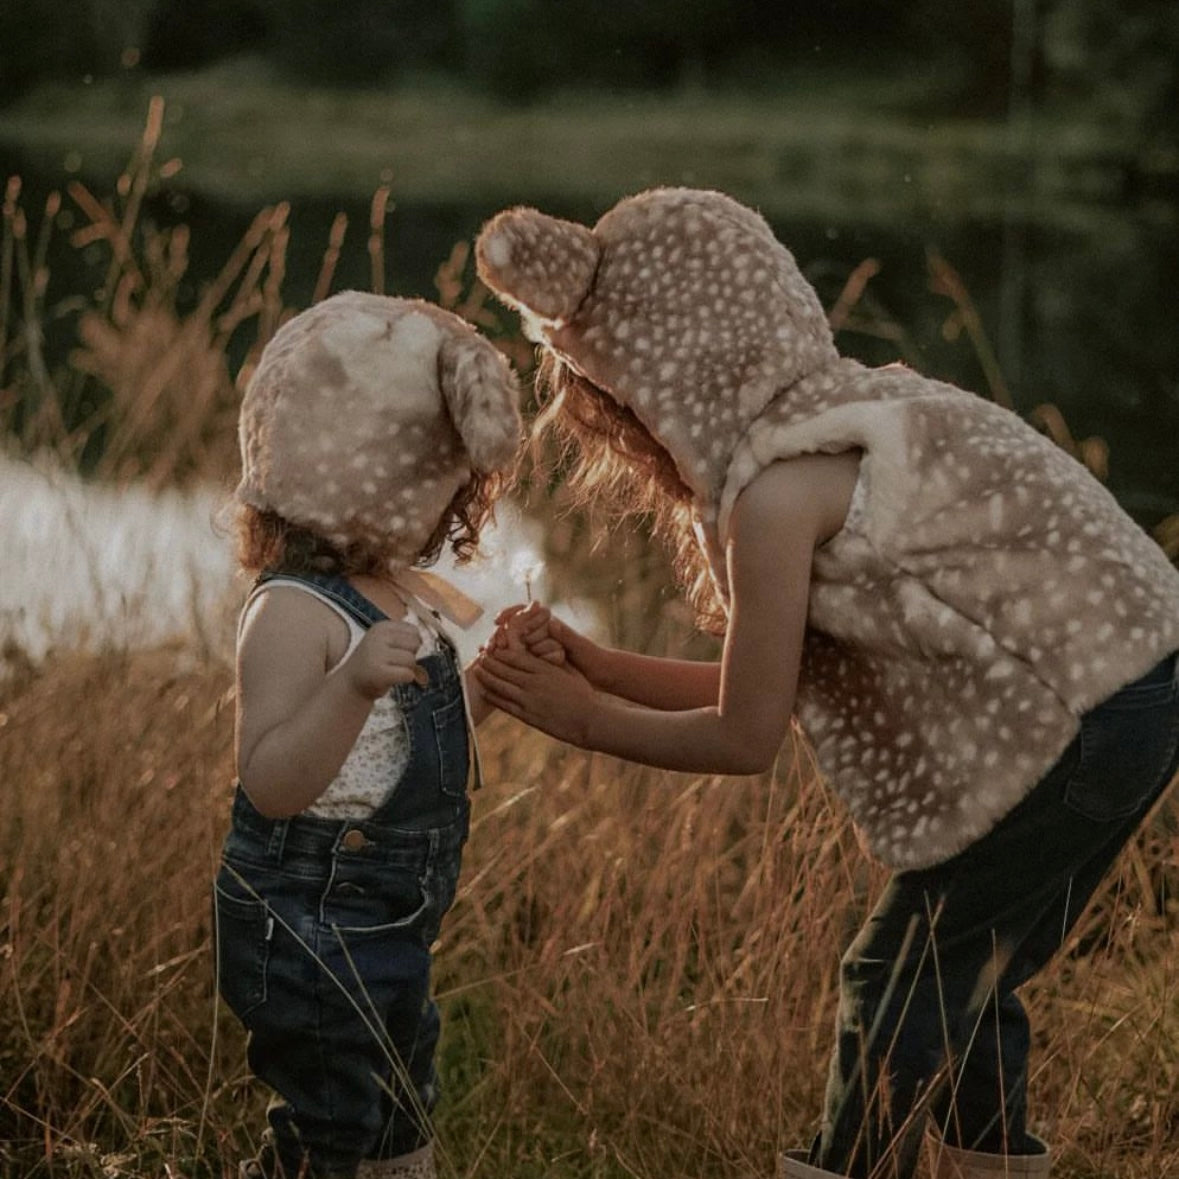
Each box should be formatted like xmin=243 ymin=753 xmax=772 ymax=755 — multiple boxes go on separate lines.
xmin=476 ymin=187 xmax=1179 ymax=869
xmin=236 ymin=292 xmax=521 ymax=565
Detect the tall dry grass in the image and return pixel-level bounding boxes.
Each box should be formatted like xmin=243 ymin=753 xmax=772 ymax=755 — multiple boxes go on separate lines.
xmin=0 ymin=98 xmax=530 ymax=494
xmin=2 ymin=103 xmax=1178 ymax=1179
xmin=2 ymin=648 xmax=1177 ymax=1178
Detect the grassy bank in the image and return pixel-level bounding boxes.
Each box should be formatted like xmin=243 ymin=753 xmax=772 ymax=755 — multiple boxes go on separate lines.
xmin=0 ymin=61 xmax=1158 ymax=230
xmin=1 ymin=645 xmax=1177 ymax=1178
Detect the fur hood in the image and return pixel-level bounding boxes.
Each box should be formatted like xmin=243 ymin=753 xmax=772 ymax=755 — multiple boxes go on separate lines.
xmin=476 ymin=187 xmax=840 ymax=509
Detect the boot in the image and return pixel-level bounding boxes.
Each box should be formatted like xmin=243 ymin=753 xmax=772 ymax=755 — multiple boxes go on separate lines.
xmin=927 ymin=1133 xmax=1050 ymax=1178
xmin=779 ymin=1149 xmax=847 ymax=1177
xmin=356 ymin=1143 xmax=436 ymax=1179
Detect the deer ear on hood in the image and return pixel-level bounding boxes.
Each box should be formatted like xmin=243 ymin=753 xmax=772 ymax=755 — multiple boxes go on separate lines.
xmin=475 ymin=206 xmax=600 ymax=333
xmin=437 ymin=329 xmax=523 ymax=474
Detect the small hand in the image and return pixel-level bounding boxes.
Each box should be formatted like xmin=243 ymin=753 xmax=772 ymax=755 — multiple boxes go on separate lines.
xmin=492 ymin=601 xmax=566 ymax=664
xmin=476 ymin=626 xmax=596 ymax=744
xmin=344 ymin=619 xmax=426 ymax=699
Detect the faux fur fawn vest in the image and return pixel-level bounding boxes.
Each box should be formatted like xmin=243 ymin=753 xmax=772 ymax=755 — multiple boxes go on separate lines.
xmin=715 ymin=361 xmax=1179 ymax=867
xmin=476 ymin=187 xmax=1179 ymax=869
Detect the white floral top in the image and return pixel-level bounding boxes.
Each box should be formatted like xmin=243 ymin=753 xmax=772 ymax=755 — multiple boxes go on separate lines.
xmin=242 ymin=580 xmax=438 ymax=819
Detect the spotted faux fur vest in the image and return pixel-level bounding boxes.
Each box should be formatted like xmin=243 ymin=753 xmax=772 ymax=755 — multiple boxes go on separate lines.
xmin=705 ymin=360 xmax=1179 ymax=870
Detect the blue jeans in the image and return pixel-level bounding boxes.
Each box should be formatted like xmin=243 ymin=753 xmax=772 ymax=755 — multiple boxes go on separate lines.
xmin=813 ymin=651 xmax=1179 ymax=1179
xmin=215 ymin=575 xmax=471 ymax=1179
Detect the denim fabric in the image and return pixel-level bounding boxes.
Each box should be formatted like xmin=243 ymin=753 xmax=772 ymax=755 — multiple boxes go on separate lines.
xmin=214 ymin=574 xmax=471 ymax=1179
xmin=813 ymin=651 xmax=1179 ymax=1179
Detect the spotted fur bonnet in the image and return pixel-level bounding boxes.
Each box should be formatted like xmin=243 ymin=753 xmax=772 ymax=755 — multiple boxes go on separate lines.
xmin=475 ymin=187 xmax=839 ymax=508
xmin=236 ymin=291 xmax=521 ymax=566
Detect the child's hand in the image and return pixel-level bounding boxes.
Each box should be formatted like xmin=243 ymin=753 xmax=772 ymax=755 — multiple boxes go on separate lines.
xmin=476 ymin=625 xmax=596 ymax=744
xmin=344 ymin=620 xmax=426 ymax=699
xmin=491 ymin=602 xmax=566 ymax=665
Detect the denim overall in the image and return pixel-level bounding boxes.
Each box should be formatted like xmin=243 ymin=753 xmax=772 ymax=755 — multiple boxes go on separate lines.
xmin=813 ymin=650 xmax=1179 ymax=1178
xmin=214 ymin=573 xmax=472 ymax=1179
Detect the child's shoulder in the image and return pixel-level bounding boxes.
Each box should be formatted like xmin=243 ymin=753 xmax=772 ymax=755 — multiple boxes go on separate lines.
xmin=733 ymin=450 xmax=862 ymax=545
xmin=238 ymin=577 xmax=354 ymax=665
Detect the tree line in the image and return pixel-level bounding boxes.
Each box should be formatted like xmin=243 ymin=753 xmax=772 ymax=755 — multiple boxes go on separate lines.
xmin=0 ymin=0 xmax=1174 ymax=140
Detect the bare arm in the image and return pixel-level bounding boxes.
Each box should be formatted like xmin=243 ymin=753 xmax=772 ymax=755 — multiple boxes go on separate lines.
xmin=501 ymin=607 xmax=721 ymax=710
xmin=580 ymin=646 xmax=721 ymax=710
xmin=478 ymin=451 xmax=859 ymax=774
xmin=236 ymin=590 xmax=424 ymax=817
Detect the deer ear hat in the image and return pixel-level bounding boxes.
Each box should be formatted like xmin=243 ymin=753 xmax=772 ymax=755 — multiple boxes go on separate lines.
xmin=475 ymin=188 xmax=839 ymax=505
xmin=236 ymin=291 xmax=522 ymax=571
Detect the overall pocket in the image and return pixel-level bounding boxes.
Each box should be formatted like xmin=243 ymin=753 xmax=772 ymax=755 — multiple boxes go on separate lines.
xmin=213 ymin=866 xmax=272 ymax=1019
xmin=320 ymin=853 xmax=431 ymax=937
xmin=1064 ymin=658 xmax=1179 ymax=823
xmin=433 ymin=695 xmax=471 ymax=800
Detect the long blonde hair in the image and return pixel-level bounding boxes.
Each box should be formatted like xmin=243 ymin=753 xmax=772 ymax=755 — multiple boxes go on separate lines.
xmin=533 ymin=354 xmax=725 ymax=632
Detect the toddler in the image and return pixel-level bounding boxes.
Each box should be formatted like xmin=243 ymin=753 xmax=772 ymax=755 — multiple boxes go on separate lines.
xmin=215 ymin=291 xmax=521 ymax=1179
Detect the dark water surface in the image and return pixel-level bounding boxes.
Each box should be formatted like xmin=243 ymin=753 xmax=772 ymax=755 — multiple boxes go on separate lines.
xmin=4 ymin=142 xmax=1177 ymax=527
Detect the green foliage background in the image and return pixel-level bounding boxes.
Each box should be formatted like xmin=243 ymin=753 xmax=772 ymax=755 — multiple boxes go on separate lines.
xmin=0 ymin=0 xmax=1175 ymax=144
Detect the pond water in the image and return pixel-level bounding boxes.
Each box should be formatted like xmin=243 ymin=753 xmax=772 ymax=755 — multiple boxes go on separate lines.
xmin=0 ymin=454 xmax=592 ymax=668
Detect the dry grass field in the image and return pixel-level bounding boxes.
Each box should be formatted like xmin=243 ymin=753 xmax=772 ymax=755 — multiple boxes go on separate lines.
xmin=2 ymin=112 xmax=1179 ymax=1179
xmin=1 ymin=647 xmax=1177 ymax=1178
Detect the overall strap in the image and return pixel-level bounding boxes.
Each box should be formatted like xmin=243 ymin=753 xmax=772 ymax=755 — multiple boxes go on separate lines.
xmin=255 ymin=571 xmax=484 ymax=791
xmin=379 ymin=577 xmax=486 ymax=795
xmin=254 ymin=570 xmax=386 ymax=629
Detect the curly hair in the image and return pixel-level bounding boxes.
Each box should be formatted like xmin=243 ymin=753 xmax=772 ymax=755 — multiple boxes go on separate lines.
xmin=533 ymin=354 xmax=725 ymax=632
xmin=235 ymin=470 xmax=505 ymax=578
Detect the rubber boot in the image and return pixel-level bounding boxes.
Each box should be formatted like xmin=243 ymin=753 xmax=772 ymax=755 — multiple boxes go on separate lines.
xmin=779 ymin=1149 xmax=848 ymax=1177
xmin=356 ymin=1143 xmax=436 ymax=1179
xmin=927 ymin=1133 xmax=1050 ymax=1178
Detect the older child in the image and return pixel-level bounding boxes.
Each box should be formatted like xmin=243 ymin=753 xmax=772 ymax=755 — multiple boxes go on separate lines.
xmin=473 ymin=189 xmax=1179 ymax=1178
xmin=216 ymin=292 xmax=522 ymax=1179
